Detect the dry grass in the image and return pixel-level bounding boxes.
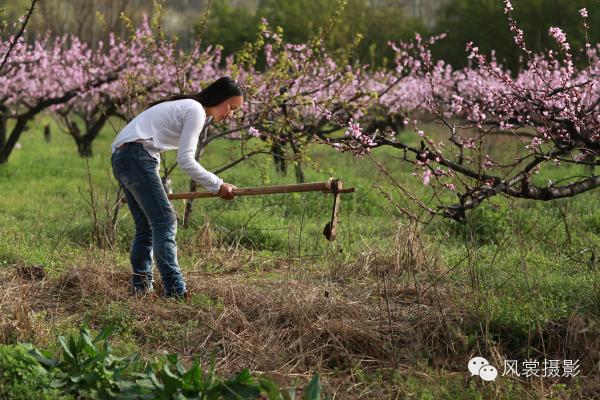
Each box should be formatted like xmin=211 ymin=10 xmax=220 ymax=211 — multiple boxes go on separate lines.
xmin=1 ymin=224 xmax=600 ymax=399
xmin=0 ymin=229 xmax=465 ymax=398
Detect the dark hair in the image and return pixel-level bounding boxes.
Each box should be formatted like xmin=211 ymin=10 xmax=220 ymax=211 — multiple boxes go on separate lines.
xmin=147 ymin=76 xmax=243 ymax=109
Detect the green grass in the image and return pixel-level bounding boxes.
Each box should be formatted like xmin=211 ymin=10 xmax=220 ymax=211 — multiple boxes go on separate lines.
xmin=2 ymin=115 xmax=600 ymax=398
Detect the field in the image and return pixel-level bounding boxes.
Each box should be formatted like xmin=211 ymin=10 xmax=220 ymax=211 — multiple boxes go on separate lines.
xmin=1 ymin=116 xmax=600 ymax=399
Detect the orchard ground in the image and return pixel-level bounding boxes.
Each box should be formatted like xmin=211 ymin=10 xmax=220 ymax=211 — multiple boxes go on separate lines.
xmin=1 ymin=116 xmax=600 ymax=399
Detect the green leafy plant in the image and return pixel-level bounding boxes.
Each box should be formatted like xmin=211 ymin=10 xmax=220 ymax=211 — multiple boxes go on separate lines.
xmin=134 ymin=355 xmax=325 ymax=399
xmin=22 ymin=326 xmax=326 ymax=399
xmin=0 ymin=344 xmax=65 ymax=400
xmin=29 ymin=326 xmax=138 ymax=399
xmin=259 ymin=373 xmax=323 ymax=400
xmin=134 ymin=354 xmax=263 ymax=399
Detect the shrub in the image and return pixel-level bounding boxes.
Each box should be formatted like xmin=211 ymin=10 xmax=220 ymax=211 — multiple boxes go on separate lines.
xmin=0 ymin=344 xmax=66 ymax=400
xmin=22 ymin=326 xmax=325 ymax=399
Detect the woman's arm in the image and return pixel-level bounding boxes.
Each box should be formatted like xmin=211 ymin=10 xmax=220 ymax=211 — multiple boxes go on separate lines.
xmin=176 ymin=103 xmax=224 ymax=194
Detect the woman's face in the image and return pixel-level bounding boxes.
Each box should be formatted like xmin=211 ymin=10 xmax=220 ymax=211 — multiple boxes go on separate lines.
xmin=213 ymin=95 xmax=244 ymax=121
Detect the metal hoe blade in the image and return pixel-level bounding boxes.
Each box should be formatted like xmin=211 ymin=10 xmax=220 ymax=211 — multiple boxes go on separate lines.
xmin=323 ymin=178 xmax=343 ymax=241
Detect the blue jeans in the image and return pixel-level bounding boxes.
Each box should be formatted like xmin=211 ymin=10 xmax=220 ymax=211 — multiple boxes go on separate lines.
xmin=111 ymin=142 xmax=186 ymax=297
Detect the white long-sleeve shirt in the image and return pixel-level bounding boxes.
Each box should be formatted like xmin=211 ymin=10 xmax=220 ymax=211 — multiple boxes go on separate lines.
xmin=111 ymin=99 xmax=223 ymax=193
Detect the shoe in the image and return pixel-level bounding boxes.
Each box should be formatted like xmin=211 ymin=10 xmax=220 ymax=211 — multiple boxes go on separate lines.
xmin=162 ymin=291 xmax=192 ymax=302
xmin=131 ymin=287 xmax=157 ymax=299
xmin=146 ymin=292 xmax=160 ymax=300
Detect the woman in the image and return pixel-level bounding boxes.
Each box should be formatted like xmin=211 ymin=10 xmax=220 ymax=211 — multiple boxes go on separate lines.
xmin=111 ymin=76 xmax=243 ymax=299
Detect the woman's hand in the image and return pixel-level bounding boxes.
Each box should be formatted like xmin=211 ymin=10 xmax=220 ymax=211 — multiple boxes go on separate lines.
xmin=218 ymin=183 xmax=236 ymax=200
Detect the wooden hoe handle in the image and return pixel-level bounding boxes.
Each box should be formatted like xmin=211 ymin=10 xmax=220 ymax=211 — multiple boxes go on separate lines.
xmin=120 ymin=178 xmax=356 ymax=241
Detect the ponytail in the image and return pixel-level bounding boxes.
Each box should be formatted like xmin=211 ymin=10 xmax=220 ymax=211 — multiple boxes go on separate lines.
xmin=147 ymin=76 xmax=243 ymax=109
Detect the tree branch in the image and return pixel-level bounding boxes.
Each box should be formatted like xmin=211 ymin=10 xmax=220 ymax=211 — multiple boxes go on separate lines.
xmin=0 ymin=0 xmax=39 ymax=75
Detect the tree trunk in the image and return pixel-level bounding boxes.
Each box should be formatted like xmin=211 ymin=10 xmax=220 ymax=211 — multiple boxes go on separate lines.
xmin=271 ymin=140 xmax=287 ymax=175
xmin=77 ymin=111 xmax=111 ymax=158
xmin=585 ymin=153 xmax=596 ymax=175
xmin=183 ymin=177 xmax=199 ymax=229
xmin=43 ymin=124 xmax=51 ymax=143
xmin=77 ymin=138 xmax=93 ymax=157
xmin=289 ymin=135 xmax=305 ymax=183
xmin=68 ymin=112 xmax=110 ymax=158
xmin=294 ymin=161 xmax=305 ymax=183
xmin=0 ymin=118 xmax=27 ymax=164
xmin=0 ymin=116 xmax=6 ymax=150
xmin=0 ymin=104 xmax=8 ymax=151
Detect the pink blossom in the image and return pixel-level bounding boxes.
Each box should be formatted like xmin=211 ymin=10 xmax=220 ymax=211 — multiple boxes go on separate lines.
xmin=344 ymin=119 xmax=363 ymax=139
xmin=549 ymin=27 xmax=570 ymax=51
xmin=467 ymin=46 xmax=479 ymax=60
xmin=573 ymin=152 xmax=588 ymax=162
xmin=531 ymin=137 xmax=543 ymax=147
xmin=462 ymin=138 xmax=475 ymax=149
xmin=422 ymin=169 xmax=432 ymax=185
xmin=579 ymin=8 xmax=588 ymax=18
xmin=248 ymin=127 xmax=261 ymax=137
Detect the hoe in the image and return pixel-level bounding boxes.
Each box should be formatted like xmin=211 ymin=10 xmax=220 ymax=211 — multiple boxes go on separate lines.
xmin=122 ymin=178 xmax=356 ymax=241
